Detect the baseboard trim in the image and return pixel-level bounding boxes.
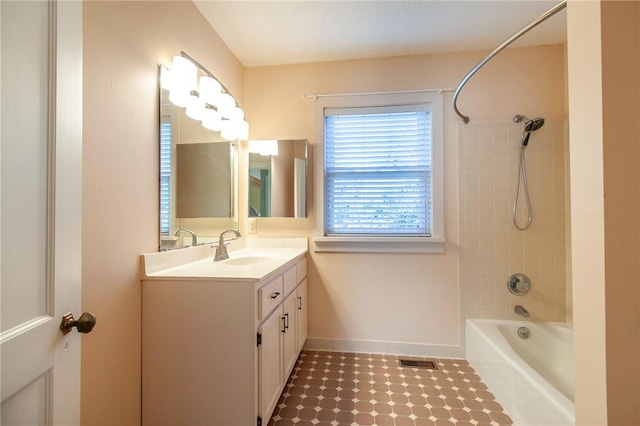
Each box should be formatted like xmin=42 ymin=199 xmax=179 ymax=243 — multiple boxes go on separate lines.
xmin=303 ymin=337 xmax=464 ymax=359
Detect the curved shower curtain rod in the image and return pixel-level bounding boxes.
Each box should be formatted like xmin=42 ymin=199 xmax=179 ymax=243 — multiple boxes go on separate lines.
xmin=453 ymin=0 xmax=567 ymax=124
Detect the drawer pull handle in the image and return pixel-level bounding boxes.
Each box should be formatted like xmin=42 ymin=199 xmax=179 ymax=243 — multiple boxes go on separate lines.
xmin=297 ymin=296 xmax=302 ymax=310
xmin=285 ymin=313 xmax=289 ymax=330
xmin=281 ymin=315 xmax=286 ymax=333
xmin=270 ymin=292 xmax=280 ymax=299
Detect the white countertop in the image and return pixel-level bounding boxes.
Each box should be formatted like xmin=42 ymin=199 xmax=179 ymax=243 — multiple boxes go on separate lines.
xmin=141 ymin=237 xmax=308 ymax=282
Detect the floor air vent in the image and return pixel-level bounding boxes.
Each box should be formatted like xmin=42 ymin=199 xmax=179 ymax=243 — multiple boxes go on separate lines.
xmin=398 ymin=359 xmax=438 ymax=369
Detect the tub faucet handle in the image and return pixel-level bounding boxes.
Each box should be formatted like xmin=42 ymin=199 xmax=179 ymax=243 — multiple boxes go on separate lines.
xmin=507 ymin=273 xmax=531 ymax=296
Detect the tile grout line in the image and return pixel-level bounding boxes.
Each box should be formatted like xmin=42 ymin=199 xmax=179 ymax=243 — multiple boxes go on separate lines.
xmin=269 ymin=350 xmax=513 ymax=426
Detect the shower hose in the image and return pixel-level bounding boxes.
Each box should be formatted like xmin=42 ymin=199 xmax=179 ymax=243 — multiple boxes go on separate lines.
xmin=513 ymin=144 xmax=532 ymax=230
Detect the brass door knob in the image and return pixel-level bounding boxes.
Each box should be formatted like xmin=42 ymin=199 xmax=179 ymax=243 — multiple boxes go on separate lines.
xmin=60 ymin=312 xmax=96 ymax=335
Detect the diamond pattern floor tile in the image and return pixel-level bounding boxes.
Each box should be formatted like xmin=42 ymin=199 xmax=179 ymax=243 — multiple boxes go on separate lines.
xmin=268 ymin=350 xmax=512 ymax=426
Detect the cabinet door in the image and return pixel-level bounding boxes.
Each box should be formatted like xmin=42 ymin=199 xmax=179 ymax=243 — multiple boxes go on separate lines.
xmin=282 ymin=292 xmax=298 ymax=382
xmin=259 ymin=308 xmax=282 ymax=421
xmin=296 ymin=279 xmax=308 ymax=352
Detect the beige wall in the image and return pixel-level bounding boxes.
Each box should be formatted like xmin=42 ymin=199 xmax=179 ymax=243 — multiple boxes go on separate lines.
xmin=567 ymin=0 xmax=640 ymax=424
xmin=82 ymin=2 xmax=243 ymax=425
xmin=243 ymin=45 xmax=566 ymax=355
xmin=244 ymin=46 xmax=566 ymax=141
xmin=600 ymin=1 xmax=640 ymax=423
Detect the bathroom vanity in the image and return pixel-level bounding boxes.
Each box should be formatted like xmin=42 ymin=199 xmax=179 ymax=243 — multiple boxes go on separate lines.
xmin=140 ymin=238 xmax=308 ymax=426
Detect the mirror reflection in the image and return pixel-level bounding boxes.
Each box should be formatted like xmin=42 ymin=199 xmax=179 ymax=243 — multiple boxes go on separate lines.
xmin=159 ymin=69 xmax=237 ymax=251
xmin=176 ymin=141 xmax=232 ymax=218
xmin=248 ymin=139 xmax=308 ymax=218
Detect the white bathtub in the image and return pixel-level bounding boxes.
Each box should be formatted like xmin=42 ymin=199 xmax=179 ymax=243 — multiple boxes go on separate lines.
xmin=466 ymin=319 xmax=574 ymax=426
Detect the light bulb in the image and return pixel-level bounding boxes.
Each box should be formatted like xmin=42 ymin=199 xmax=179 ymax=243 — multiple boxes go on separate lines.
xmin=171 ymin=55 xmax=197 ymax=92
xmin=169 ymin=89 xmax=190 ymax=107
xmin=226 ymin=106 xmax=244 ymax=122
xmin=236 ymin=119 xmax=249 ymax=140
xmin=185 ymin=96 xmax=206 ymax=121
xmin=249 ymin=140 xmax=277 ymax=156
xmin=202 ymin=108 xmax=221 ymax=131
xmin=215 ymin=93 xmax=236 ymax=119
xmin=199 ymin=76 xmax=222 ymax=105
xmin=168 ymin=55 xmax=197 ymax=107
xmin=220 ymin=119 xmax=237 ymax=141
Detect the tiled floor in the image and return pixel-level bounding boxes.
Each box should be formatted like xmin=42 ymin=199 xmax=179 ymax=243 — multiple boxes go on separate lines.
xmin=269 ymin=350 xmax=512 ymax=426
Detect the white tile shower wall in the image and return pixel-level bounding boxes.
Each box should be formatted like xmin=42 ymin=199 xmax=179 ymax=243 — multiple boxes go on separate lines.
xmin=459 ymin=121 xmax=568 ymax=322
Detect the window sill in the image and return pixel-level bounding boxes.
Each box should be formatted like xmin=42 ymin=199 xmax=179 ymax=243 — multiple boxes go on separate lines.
xmin=312 ymin=236 xmax=445 ymax=253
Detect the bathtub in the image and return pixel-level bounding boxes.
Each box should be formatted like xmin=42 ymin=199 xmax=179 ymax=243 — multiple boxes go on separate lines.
xmin=466 ymin=319 xmax=574 ymax=426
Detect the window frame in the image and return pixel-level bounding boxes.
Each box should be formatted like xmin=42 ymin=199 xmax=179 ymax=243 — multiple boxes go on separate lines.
xmin=312 ymin=91 xmax=445 ymax=253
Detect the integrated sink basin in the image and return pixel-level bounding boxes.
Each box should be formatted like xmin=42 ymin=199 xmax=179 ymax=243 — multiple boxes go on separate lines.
xmin=223 ymin=256 xmax=272 ymax=266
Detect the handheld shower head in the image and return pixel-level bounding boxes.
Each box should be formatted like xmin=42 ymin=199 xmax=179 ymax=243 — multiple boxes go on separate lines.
xmin=512 ymin=114 xmax=545 ymax=231
xmin=524 ymin=117 xmax=545 ymax=132
xmin=514 ymin=114 xmax=545 ymax=147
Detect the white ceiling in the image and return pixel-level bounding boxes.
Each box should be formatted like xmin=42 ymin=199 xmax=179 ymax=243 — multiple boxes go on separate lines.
xmin=194 ymin=1 xmax=567 ymax=68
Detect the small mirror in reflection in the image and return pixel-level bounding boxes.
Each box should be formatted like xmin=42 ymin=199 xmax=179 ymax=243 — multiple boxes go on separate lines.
xmin=248 ymin=139 xmax=308 ymax=218
xmin=177 ymin=142 xmax=232 ymax=218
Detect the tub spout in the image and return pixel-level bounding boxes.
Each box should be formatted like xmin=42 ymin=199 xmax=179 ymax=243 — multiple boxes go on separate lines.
xmin=514 ymin=305 xmax=530 ymax=318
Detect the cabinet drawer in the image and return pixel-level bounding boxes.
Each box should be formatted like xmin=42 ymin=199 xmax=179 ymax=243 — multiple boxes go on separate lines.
xmin=296 ymin=258 xmax=307 ymax=283
xmin=259 ymin=275 xmax=284 ymax=320
xmin=283 ymin=266 xmax=297 ymax=298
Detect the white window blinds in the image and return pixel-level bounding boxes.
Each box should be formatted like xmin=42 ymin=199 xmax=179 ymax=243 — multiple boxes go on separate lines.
xmin=324 ymin=104 xmax=432 ymax=236
xmin=160 ymin=119 xmax=171 ymax=235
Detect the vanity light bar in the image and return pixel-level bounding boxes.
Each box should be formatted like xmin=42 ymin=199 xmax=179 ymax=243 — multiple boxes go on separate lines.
xmin=162 ymin=51 xmax=249 ymax=141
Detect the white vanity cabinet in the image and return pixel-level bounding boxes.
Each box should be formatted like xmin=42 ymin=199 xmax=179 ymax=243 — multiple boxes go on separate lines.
xmin=258 ymin=302 xmax=283 ymax=423
xmin=258 ymin=258 xmax=307 ymax=421
xmin=142 ymin=251 xmax=307 ymax=426
xmin=296 ymin=278 xmax=308 ymax=352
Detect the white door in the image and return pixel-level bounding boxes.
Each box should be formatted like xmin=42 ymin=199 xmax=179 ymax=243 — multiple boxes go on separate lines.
xmin=1 ymin=2 xmax=84 ymax=425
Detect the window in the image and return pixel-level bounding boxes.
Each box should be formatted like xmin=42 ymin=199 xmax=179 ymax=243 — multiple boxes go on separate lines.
xmin=314 ymin=92 xmax=444 ymax=252
xmin=325 ymin=105 xmax=432 ymax=236
xmin=159 ymin=118 xmax=171 ymax=235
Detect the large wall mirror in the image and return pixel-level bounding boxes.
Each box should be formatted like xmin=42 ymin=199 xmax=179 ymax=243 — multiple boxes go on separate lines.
xmin=248 ymin=139 xmax=308 ymax=218
xmin=159 ymin=54 xmax=242 ymax=250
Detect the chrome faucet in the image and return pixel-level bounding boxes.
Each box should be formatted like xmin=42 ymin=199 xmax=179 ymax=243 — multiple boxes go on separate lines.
xmin=214 ymin=229 xmax=241 ymax=261
xmin=514 ymin=305 xmax=530 ymax=318
xmin=174 ymin=228 xmax=197 ymax=246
